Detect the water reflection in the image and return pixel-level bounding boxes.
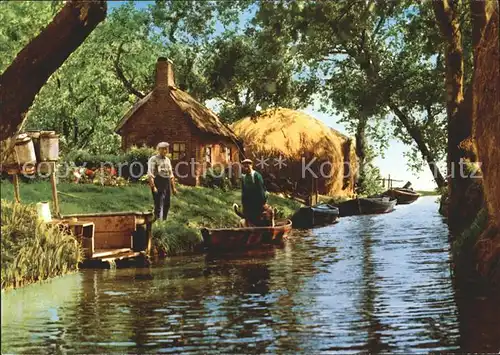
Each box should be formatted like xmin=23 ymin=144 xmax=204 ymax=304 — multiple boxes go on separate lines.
xmin=2 ymin=197 xmax=500 ymax=353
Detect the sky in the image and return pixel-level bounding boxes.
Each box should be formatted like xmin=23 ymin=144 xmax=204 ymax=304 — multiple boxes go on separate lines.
xmin=107 ymin=1 xmax=439 ymax=191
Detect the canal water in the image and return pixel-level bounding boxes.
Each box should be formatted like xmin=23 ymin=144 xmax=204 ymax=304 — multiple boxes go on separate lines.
xmin=2 ymin=197 xmax=499 ymax=354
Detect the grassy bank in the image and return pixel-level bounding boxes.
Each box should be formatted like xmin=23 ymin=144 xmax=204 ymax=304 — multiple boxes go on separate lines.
xmin=0 ymin=180 xmax=302 ymax=256
xmin=416 ymin=190 xmax=440 ymax=196
xmin=1 ymin=200 xmax=82 ymax=290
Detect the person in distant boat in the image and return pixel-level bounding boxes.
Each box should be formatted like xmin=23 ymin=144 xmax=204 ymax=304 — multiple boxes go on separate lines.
xmin=147 ymin=142 xmax=178 ymax=220
xmin=238 ymin=158 xmax=272 ymax=226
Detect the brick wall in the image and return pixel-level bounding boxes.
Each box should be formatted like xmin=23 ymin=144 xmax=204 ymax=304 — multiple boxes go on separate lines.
xmin=119 ymin=90 xmax=240 ymax=186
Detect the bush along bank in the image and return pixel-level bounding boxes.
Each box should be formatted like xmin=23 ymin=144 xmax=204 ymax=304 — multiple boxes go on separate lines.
xmin=1 ymin=200 xmax=82 ymax=290
xmin=0 ymin=180 xmax=302 ymax=262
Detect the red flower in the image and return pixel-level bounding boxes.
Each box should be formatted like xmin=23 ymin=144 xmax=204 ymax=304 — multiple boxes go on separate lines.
xmin=85 ymin=169 xmax=94 ymax=176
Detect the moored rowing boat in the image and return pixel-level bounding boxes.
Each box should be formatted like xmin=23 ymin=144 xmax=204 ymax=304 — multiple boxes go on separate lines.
xmin=336 ymin=197 xmax=397 ymax=217
xmin=200 ymin=219 xmax=292 ymax=251
xmin=292 ymin=204 xmax=340 ymax=228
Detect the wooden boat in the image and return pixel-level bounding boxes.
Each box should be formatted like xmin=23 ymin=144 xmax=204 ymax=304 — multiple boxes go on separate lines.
xmin=292 ymin=203 xmax=340 ymax=229
xmin=381 ymin=188 xmax=420 ymax=205
xmin=336 ymin=197 xmax=397 ymax=217
xmin=200 ymin=219 xmax=292 ymax=251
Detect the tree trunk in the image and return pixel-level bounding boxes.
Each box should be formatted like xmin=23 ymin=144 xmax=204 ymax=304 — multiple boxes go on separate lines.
xmin=433 ymin=0 xmax=482 ymax=232
xmin=389 ymin=104 xmax=447 ymax=188
xmin=351 ymin=39 xmax=446 ymax=190
xmin=471 ymin=0 xmax=500 ymax=284
xmin=0 ymin=0 xmax=106 ymax=163
xmin=354 ymin=115 xmax=368 ymax=169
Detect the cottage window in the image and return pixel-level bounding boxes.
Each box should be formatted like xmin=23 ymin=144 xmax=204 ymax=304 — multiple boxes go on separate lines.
xmin=205 ymin=146 xmax=212 ymax=163
xmin=172 ymin=142 xmax=186 ymax=160
xmin=225 ymin=146 xmax=232 ymax=162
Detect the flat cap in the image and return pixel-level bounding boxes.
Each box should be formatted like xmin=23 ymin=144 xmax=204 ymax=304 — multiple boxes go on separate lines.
xmin=157 ymin=142 xmax=169 ymax=148
xmin=241 ymin=158 xmax=253 ymax=164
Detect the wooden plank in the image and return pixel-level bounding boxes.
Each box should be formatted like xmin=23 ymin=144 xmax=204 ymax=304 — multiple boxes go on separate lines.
xmin=92 ymin=248 xmax=131 ymax=258
xmin=86 ymin=215 xmax=136 ymax=234
xmin=94 ymin=231 xmax=132 ymax=249
xmin=101 ymin=251 xmax=141 ymax=262
xmin=62 ymin=211 xmax=153 ymax=218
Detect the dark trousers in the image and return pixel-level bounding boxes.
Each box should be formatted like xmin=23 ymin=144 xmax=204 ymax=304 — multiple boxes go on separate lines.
xmin=152 ymin=176 xmax=171 ymax=220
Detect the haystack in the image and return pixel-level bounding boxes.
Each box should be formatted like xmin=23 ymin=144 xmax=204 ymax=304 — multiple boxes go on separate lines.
xmin=231 ymin=108 xmax=358 ymax=197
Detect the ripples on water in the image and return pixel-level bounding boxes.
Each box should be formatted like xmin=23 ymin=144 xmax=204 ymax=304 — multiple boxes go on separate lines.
xmin=2 ymin=197 xmax=499 ymax=353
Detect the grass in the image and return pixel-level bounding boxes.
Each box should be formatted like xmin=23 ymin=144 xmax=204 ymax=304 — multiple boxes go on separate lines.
xmin=1 ymin=179 xmax=302 ymax=256
xmin=416 ymin=190 xmax=440 ymax=196
xmin=1 ymin=200 xmax=82 ymax=290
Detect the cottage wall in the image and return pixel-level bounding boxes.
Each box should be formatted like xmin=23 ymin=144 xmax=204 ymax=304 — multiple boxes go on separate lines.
xmin=197 ymin=135 xmax=241 ymax=182
xmin=120 ymin=92 xmax=198 ymax=184
xmin=120 ymin=93 xmax=241 ymax=186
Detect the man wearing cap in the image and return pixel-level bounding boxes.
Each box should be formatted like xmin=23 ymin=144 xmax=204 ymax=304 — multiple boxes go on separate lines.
xmin=240 ymin=159 xmax=268 ymax=225
xmin=148 ymin=142 xmax=178 ymax=220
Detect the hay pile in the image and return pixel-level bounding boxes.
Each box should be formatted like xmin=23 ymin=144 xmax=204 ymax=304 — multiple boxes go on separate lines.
xmin=231 ymin=108 xmax=358 ymax=197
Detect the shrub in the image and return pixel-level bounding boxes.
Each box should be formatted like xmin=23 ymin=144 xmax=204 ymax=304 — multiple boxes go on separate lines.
xmin=63 ymin=150 xmax=122 ymax=170
xmin=1 ymin=200 xmax=83 ymax=290
xmin=152 ymin=219 xmax=202 ymax=256
xmin=356 ymin=162 xmax=384 ymax=196
xmin=121 ymin=145 xmax=156 ymax=180
xmin=200 ymin=166 xmax=233 ymax=191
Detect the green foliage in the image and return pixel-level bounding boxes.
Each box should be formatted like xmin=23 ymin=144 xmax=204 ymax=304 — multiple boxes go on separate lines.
xmin=0 ymin=1 xmax=63 ymax=72
xmin=200 ymin=166 xmax=233 ymax=191
xmin=63 ymin=150 xmax=122 ymax=169
xmin=121 ymin=145 xmax=156 ymax=180
xmin=1 ymin=200 xmax=82 ymax=290
xmin=253 ymin=1 xmax=447 ymax=176
xmin=356 ymin=164 xmax=384 ymax=197
xmin=10 ymin=1 xmax=254 ymax=153
xmin=152 ymin=220 xmax=202 ymax=256
xmin=452 ymin=208 xmax=489 ymax=261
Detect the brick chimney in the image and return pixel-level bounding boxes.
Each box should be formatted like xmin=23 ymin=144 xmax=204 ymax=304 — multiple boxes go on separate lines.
xmin=155 ymin=57 xmax=175 ymax=90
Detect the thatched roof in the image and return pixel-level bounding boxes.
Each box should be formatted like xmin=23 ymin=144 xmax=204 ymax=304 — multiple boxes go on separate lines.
xmin=115 ymin=87 xmax=239 ymax=141
xmin=231 ymin=107 xmax=350 ymax=158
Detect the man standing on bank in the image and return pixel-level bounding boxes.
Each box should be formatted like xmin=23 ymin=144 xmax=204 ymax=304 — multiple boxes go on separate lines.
xmin=240 ymin=158 xmax=269 ymax=226
xmin=148 ymin=142 xmax=178 ymax=220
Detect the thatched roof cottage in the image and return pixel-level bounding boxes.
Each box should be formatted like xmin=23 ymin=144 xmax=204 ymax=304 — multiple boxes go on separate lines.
xmin=231 ymin=108 xmax=358 ymax=197
xmin=115 ymin=58 xmax=242 ymax=185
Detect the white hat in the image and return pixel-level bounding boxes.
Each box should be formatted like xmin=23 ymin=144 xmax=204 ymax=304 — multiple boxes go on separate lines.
xmin=157 ymin=142 xmax=169 ymax=148
xmin=241 ymin=158 xmax=253 ymax=165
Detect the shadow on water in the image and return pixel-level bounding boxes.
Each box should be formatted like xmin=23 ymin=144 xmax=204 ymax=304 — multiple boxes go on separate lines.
xmin=1 ymin=197 xmax=500 ymax=353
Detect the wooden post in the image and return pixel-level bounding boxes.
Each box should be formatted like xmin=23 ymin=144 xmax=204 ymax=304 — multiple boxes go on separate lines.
xmin=13 ymin=173 xmax=20 ymax=203
xmin=50 ymin=162 xmax=60 ymax=218
xmin=315 ymin=177 xmax=319 ymax=206
xmin=145 ymin=213 xmax=153 ymax=255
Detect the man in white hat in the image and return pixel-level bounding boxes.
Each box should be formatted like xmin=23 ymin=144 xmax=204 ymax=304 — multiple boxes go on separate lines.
xmin=147 ymin=142 xmax=178 ymax=220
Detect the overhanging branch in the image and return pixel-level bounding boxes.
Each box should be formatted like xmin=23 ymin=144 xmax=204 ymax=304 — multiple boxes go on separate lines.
xmin=113 ymin=42 xmax=146 ymax=99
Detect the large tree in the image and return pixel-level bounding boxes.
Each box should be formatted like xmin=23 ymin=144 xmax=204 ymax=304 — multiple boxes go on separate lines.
xmin=252 ymin=0 xmax=448 ymax=187
xmin=0 ymin=0 xmax=106 ymax=163
xmin=0 ymin=1 xmax=107 ymax=136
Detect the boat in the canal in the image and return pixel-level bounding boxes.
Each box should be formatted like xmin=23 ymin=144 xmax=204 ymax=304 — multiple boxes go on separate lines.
xmin=200 ymin=219 xmax=293 ymax=251
xmin=292 ymin=203 xmax=340 ymax=229
xmin=335 ymin=197 xmax=397 ymax=217
xmin=380 ymin=188 xmax=420 ymax=205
